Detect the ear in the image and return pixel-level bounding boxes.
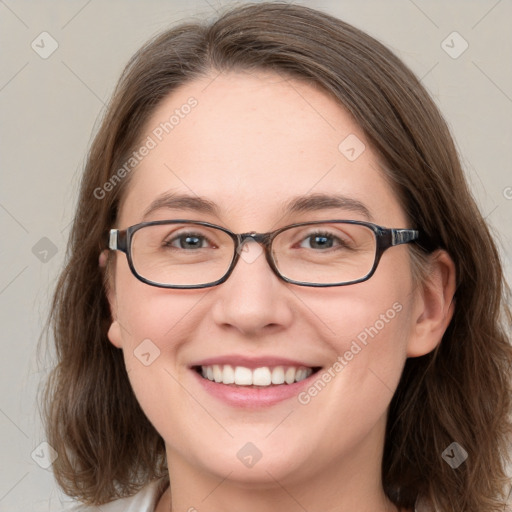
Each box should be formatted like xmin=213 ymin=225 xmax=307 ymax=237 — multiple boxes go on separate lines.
xmin=406 ymin=250 xmax=456 ymax=357
xmin=100 ymin=249 xmax=123 ymax=349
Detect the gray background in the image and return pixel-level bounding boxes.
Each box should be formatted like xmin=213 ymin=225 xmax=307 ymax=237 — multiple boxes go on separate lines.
xmin=1 ymin=1 xmax=511 ymax=510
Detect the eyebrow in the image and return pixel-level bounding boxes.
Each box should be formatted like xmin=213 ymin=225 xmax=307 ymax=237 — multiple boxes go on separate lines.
xmin=282 ymin=192 xmax=373 ymax=221
xmin=142 ymin=191 xmax=373 ymax=222
xmin=142 ymin=192 xmax=218 ymax=219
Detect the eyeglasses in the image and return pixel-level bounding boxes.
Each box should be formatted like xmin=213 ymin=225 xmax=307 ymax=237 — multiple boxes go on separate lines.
xmin=108 ymin=219 xmax=420 ymax=289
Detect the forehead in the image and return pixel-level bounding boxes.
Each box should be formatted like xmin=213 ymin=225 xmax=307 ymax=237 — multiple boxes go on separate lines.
xmin=118 ymin=70 xmax=405 ymax=230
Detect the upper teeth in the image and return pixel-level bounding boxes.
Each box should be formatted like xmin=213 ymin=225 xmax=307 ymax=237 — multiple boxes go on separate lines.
xmin=200 ymin=365 xmax=313 ymax=386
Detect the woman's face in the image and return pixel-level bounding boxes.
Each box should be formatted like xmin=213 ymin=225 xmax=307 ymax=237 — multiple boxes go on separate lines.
xmin=107 ymin=71 xmax=426 ymax=488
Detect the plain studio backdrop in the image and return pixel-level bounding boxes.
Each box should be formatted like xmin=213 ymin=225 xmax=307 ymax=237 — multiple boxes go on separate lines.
xmin=0 ymin=1 xmax=511 ymax=510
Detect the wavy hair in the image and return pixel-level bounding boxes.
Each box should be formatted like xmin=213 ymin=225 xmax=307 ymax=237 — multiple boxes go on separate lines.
xmin=43 ymin=3 xmax=512 ymax=510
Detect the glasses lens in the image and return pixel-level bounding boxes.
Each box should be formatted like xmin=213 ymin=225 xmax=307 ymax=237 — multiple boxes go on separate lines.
xmin=272 ymin=222 xmax=377 ymax=285
xmin=130 ymin=223 xmax=235 ymax=286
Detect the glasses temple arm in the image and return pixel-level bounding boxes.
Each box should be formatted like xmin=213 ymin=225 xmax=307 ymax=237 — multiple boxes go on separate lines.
xmin=108 ymin=229 xmax=129 ymax=253
xmin=108 ymin=229 xmax=119 ymax=250
xmin=391 ymin=229 xmax=419 ymax=246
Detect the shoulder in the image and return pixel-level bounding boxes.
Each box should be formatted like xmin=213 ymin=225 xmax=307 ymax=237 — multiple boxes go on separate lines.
xmin=64 ymin=479 xmax=168 ymax=512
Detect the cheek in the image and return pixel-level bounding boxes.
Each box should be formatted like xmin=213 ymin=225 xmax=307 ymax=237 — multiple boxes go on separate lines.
xmin=296 ymin=291 xmax=414 ymax=450
xmin=112 ymin=282 xmax=198 ymax=441
xmin=304 ymin=260 xmax=414 ymax=360
xmin=335 ymin=300 xmax=409 ymax=357
xmin=324 ymin=295 xmax=411 ymax=397
xmin=112 ymin=257 xmax=203 ymax=345
xmin=299 ymin=252 xmax=416 ymax=397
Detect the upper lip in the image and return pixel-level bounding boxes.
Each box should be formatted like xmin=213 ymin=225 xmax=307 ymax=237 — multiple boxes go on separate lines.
xmin=190 ymin=355 xmax=321 ymax=369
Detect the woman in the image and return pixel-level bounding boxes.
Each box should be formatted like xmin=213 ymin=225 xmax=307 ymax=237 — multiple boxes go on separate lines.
xmin=44 ymin=3 xmax=512 ymax=511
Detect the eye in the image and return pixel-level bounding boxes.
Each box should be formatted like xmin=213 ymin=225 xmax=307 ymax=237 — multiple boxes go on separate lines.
xmin=163 ymin=231 xmax=215 ymax=250
xmin=299 ymin=230 xmax=347 ymax=250
xmin=300 ymin=232 xmax=337 ymax=249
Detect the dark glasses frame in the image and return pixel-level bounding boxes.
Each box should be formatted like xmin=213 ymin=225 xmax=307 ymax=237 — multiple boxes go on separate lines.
xmin=108 ymin=219 xmax=421 ymax=289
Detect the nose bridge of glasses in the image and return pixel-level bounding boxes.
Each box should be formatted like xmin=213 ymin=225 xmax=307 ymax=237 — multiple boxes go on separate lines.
xmin=237 ymin=231 xmax=272 ymax=247
xmin=233 ymin=232 xmax=274 ymax=267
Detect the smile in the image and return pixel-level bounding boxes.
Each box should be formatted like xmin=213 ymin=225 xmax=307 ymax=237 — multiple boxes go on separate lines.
xmin=195 ymin=364 xmax=319 ymax=386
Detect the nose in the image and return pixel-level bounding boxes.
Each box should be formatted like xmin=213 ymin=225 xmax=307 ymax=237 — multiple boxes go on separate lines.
xmin=210 ymin=239 xmax=294 ymax=336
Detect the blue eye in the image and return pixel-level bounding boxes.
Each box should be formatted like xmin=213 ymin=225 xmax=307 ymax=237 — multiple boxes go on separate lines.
xmin=165 ymin=232 xmax=211 ymax=250
xmin=299 ymin=231 xmax=343 ymax=250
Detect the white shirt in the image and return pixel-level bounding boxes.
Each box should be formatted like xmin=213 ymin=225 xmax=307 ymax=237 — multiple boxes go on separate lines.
xmin=67 ymin=479 xmax=431 ymax=511
xmin=68 ymin=479 xmax=168 ymax=512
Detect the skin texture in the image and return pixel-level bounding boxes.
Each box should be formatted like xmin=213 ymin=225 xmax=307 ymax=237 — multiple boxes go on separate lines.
xmin=106 ymin=71 xmax=456 ymax=512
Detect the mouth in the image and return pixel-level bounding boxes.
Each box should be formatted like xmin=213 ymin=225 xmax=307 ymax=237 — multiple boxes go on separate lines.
xmin=192 ymin=364 xmax=322 ymax=387
xmin=189 ymin=355 xmax=325 ymax=407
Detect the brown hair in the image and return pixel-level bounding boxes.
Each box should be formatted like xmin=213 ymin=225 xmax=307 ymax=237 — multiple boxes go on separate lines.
xmin=43 ymin=2 xmax=512 ymax=510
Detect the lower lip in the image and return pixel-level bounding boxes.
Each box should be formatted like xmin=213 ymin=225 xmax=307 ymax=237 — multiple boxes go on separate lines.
xmin=191 ymin=369 xmax=318 ymax=408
